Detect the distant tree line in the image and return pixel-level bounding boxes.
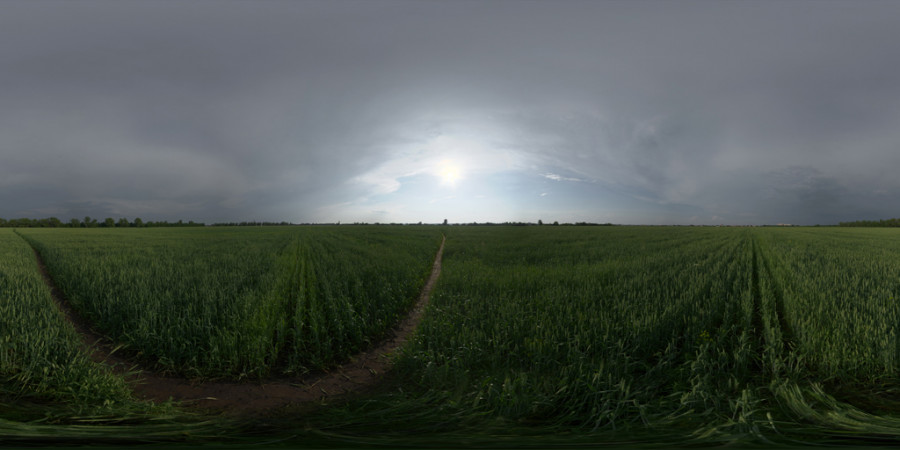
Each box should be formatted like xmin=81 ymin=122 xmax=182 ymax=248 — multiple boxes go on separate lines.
xmin=0 ymin=217 xmax=205 ymax=228
xmin=1 ymin=217 xmax=623 ymax=228
xmin=212 ymin=221 xmax=619 ymax=227
xmin=838 ymin=218 xmax=900 ymax=227
xmin=453 ymin=221 xmax=614 ymax=226
xmin=211 ymin=221 xmax=295 ymax=227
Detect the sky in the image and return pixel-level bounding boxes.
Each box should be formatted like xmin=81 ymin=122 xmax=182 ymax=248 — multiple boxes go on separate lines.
xmin=3 ymin=0 xmax=900 ymax=225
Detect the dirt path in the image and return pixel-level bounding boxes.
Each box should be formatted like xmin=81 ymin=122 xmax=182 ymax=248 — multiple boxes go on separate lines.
xmin=26 ymin=235 xmax=445 ymax=416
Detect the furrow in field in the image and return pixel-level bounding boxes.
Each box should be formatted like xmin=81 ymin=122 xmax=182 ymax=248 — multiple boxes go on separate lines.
xmin=755 ymin=246 xmax=796 ymax=346
xmin=750 ymin=233 xmax=797 ymax=376
xmin=749 ymin=238 xmax=764 ymax=354
xmin=20 ymin=233 xmax=445 ymax=416
xmin=17 ymin=231 xmax=136 ymax=372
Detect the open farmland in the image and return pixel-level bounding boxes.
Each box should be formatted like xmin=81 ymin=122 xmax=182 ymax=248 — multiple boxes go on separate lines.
xmin=5 ymin=225 xmax=900 ymax=446
xmin=16 ymin=226 xmax=443 ymax=379
xmin=0 ymin=228 xmax=135 ymax=410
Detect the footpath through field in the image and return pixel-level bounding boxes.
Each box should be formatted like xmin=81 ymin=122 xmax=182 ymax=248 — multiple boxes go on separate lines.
xmin=21 ymin=233 xmax=446 ymax=416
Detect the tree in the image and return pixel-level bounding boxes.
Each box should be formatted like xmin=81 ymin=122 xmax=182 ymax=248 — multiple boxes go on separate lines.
xmin=133 ymin=217 xmax=143 ymax=227
xmin=443 ymin=218 xmax=448 ymax=225
xmin=538 ymin=219 xmax=543 ymax=226
xmin=103 ymin=217 xmax=115 ymax=228
xmin=8 ymin=218 xmax=32 ymax=227
xmin=69 ymin=218 xmax=81 ymax=228
xmin=117 ymin=217 xmax=129 ymax=227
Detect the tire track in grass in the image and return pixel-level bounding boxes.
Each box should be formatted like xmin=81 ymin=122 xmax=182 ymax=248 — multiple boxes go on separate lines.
xmin=21 ymin=233 xmax=445 ymax=416
xmin=746 ymin=234 xmax=797 ymax=383
xmin=748 ymin=238 xmax=766 ymax=373
xmin=754 ymin=244 xmax=796 ymax=347
xmin=20 ymin=232 xmax=138 ymax=371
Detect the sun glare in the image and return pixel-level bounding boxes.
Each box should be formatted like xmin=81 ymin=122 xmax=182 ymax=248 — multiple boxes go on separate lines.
xmin=439 ymin=160 xmax=463 ymax=186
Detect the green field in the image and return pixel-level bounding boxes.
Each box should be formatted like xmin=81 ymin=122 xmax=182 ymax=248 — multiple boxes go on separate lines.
xmin=17 ymin=226 xmax=442 ymax=378
xmin=4 ymin=225 xmax=900 ymax=446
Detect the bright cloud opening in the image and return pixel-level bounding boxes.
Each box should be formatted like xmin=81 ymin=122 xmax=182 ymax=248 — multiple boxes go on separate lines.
xmin=439 ymin=159 xmax=463 ymax=186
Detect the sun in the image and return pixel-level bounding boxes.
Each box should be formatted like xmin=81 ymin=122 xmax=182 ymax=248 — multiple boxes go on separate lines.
xmin=441 ymin=166 xmax=460 ymax=184
xmin=438 ymin=159 xmax=463 ymax=186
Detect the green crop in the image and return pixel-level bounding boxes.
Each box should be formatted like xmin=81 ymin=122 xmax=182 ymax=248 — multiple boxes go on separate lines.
xmin=9 ymin=225 xmax=900 ymax=446
xmin=0 ymin=228 xmax=133 ymax=412
xmin=397 ymin=227 xmax=753 ymax=431
xmin=18 ymin=226 xmax=442 ymax=378
xmin=322 ymin=226 xmax=900 ymax=445
xmin=0 ymin=229 xmax=228 ymax=443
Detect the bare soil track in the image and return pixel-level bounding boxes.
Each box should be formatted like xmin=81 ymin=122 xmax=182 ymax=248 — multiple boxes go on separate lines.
xmin=25 ymin=235 xmax=445 ymax=416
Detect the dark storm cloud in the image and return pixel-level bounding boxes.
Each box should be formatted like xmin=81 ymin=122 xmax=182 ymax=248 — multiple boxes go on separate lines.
xmin=0 ymin=0 xmax=404 ymax=221
xmin=2 ymin=0 xmax=900 ymax=224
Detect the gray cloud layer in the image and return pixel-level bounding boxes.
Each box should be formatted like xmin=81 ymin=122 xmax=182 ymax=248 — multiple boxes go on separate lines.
xmin=3 ymin=0 xmax=900 ymax=224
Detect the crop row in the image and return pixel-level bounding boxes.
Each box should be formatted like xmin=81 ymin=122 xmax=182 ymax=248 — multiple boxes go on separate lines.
xmin=399 ymin=227 xmax=755 ymax=429
xmin=7 ymin=225 xmax=900 ymax=443
xmin=0 ymin=229 xmax=134 ymax=415
xmin=18 ymin=226 xmax=442 ymax=378
xmin=392 ymin=226 xmax=900 ymax=439
xmin=756 ymin=228 xmax=900 ymax=379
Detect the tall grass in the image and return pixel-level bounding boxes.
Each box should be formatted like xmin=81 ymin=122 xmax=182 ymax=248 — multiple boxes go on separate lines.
xmin=313 ymin=226 xmax=900 ymax=445
xmin=0 ymin=229 xmax=133 ymax=412
xmin=0 ymin=228 xmax=226 ymax=444
xmin=395 ymin=227 xmax=753 ymax=432
xmin=11 ymin=225 xmax=900 ymax=446
xmin=18 ymin=226 xmax=442 ymax=378
xmin=755 ymin=228 xmax=900 ymax=380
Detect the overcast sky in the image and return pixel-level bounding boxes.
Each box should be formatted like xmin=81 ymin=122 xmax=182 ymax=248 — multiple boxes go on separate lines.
xmin=3 ymin=0 xmax=900 ymax=225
